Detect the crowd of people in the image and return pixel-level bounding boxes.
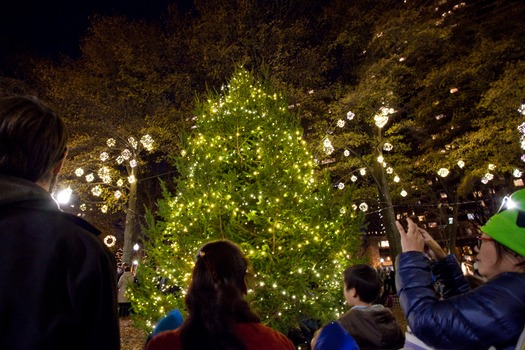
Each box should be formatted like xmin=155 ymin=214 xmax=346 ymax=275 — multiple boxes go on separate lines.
xmin=1 ymin=95 xmax=524 ymax=349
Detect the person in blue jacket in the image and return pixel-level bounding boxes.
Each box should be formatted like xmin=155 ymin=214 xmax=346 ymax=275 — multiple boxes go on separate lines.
xmin=395 ymin=189 xmax=525 ymax=350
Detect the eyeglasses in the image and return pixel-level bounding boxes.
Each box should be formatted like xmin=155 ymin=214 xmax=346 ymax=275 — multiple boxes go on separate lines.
xmin=477 ymin=236 xmax=494 ymax=249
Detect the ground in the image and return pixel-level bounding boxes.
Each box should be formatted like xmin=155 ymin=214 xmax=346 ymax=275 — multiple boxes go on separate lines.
xmin=119 ymin=301 xmax=408 ymax=350
xmin=120 ymin=318 xmax=148 ymax=350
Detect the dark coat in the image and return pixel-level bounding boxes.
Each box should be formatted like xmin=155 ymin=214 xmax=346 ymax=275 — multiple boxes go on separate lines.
xmin=0 ymin=175 xmax=120 ymax=350
xmin=337 ymin=304 xmax=405 ymax=349
xmin=396 ymin=252 xmax=525 ymax=350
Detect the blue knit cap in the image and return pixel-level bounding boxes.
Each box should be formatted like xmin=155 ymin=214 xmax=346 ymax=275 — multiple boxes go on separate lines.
xmin=152 ymin=309 xmax=184 ymax=336
xmin=314 ymin=322 xmax=360 ymax=350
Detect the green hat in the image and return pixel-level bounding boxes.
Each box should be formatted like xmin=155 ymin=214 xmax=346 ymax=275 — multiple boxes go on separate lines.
xmin=481 ymin=188 xmax=525 ymax=257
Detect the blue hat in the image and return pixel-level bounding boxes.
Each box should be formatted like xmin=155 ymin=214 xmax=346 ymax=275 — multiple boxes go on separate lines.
xmin=314 ymin=322 xmax=360 ymax=350
xmin=152 ymin=309 xmax=184 ymax=336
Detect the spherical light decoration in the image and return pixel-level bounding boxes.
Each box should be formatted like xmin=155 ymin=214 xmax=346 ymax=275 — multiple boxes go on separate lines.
xmin=79 ymin=203 xmax=87 ymax=211
xmin=481 ymin=177 xmax=489 ymax=184
xmin=359 ymin=168 xmax=366 ymax=176
xmin=107 ymin=138 xmax=116 ymax=147
xmin=116 ymin=156 xmax=124 ymax=164
xmin=394 ymin=175 xmax=400 ymax=183
xmin=85 ymin=173 xmax=95 ymax=182
xmin=377 ymin=155 xmax=384 ymax=163
xmin=352 ymin=204 xmax=358 ymax=211
xmin=457 ymin=160 xmax=465 ymax=168
xmin=114 ymin=190 xmax=122 ymax=199
xmin=121 ymin=149 xmax=132 ymax=160
xmin=374 ymin=114 xmax=389 ymax=128
xmin=75 ymin=168 xmax=84 ymax=177
xmin=437 ymin=168 xmax=449 ymax=177
xmin=485 ymin=173 xmax=494 ymax=181
xmin=488 ymin=164 xmax=496 ymax=171
xmin=383 ymin=143 xmax=393 ymax=151
xmin=129 ymin=159 xmax=137 ymax=168
xmin=323 ymin=138 xmax=334 ymax=155
xmin=128 ymin=175 xmax=136 ymax=184
xmin=518 ymin=122 xmax=525 ymax=134
xmin=104 ymin=235 xmax=116 ymax=247
xmin=513 ymin=169 xmax=522 ymax=178
xmin=359 ymin=203 xmax=368 ymax=212
xmin=117 ymin=179 xmax=124 ymax=187
xmin=346 ymin=111 xmax=355 ymax=120
xmin=386 ymin=167 xmax=393 ymax=174
xmin=337 ymin=119 xmax=345 ymax=128
xmin=91 ymin=186 xmax=102 ymax=197
xmin=128 ymin=137 xmax=138 ymax=149
xmin=338 ymin=182 xmax=345 ymax=190
xmin=400 ymin=189 xmax=408 ymax=197
xmin=101 ymin=205 xmax=108 ymax=213
xmin=100 ymin=152 xmax=109 ymax=162
xmin=340 ymin=207 xmax=347 ymax=214
xmin=351 ymin=175 xmax=357 ymax=182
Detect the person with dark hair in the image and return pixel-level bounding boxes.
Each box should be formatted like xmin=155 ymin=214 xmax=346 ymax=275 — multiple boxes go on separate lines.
xmin=0 ymin=96 xmax=119 ymax=350
xmin=395 ymin=189 xmax=525 ymax=349
xmin=334 ymin=264 xmax=404 ymax=349
xmin=146 ymin=239 xmax=294 ymax=350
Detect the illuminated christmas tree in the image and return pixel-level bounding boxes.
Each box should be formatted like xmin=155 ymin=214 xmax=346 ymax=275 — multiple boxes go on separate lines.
xmin=129 ymin=68 xmax=364 ymax=338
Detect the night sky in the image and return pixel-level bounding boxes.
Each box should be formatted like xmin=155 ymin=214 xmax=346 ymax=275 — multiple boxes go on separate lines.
xmin=0 ymin=0 xmax=181 ymax=71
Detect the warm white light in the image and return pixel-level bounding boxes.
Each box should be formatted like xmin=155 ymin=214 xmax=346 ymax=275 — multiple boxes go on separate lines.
xmin=438 ymin=168 xmax=449 ymax=177
xmin=377 ymin=155 xmax=384 ymax=163
xmin=107 ymin=138 xmax=116 ymax=147
xmin=359 ymin=168 xmax=366 ymax=176
xmin=374 ymin=114 xmax=389 ymax=128
xmin=337 ymin=119 xmax=345 ymax=128
xmin=383 ymin=143 xmax=393 ymax=151
xmin=359 ymin=203 xmax=368 ymax=212
xmin=56 ymin=187 xmax=72 ymax=204
xmin=346 ymin=111 xmax=355 ymax=120
xmin=513 ymin=169 xmax=522 ymax=178
xmin=400 ymin=189 xmax=408 ymax=197
xmin=133 ymin=243 xmax=140 ymax=251
xmin=394 ymin=175 xmax=400 ymax=183
xmin=75 ymin=168 xmax=84 ymax=177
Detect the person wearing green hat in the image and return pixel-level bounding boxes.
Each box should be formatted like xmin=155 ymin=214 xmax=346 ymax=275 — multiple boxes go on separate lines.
xmin=394 ymin=190 xmax=525 ymax=350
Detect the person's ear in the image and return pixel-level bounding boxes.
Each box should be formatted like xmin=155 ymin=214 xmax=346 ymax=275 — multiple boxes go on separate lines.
xmin=351 ymin=288 xmax=358 ymax=298
xmin=53 ymin=150 xmax=68 ymax=175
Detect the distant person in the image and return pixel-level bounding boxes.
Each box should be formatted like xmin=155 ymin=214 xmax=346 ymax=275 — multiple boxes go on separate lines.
xmin=395 ymin=191 xmax=525 ymax=350
xmin=146 ymin=239 xmax=294 ymax=350
xmin=0 ymin=96 xmax=119 ymax=350
xmin=335 ymin=264 xmax=404 ymax=349
xmin=118 ymin=265 xmax=134 ymax=317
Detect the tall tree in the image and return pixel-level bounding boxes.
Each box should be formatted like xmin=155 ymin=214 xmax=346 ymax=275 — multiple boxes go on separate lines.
xmin=129 ymin=69 xmax=364 ymax=340
xmin=34 ymin=16 xmax=188 ymax=264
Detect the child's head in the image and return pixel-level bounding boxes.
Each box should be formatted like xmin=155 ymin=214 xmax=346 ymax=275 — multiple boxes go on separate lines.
xmin=343 ymin=264 xmax=382 ymax=306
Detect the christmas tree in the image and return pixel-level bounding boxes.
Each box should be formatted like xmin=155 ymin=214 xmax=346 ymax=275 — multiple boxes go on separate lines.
xmin=129 ymin=68 xmax=364 ymax=338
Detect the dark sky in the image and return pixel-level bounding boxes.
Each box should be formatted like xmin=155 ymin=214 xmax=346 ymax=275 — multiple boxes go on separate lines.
xmin=0 ymin=0 xmax=180 ymax=70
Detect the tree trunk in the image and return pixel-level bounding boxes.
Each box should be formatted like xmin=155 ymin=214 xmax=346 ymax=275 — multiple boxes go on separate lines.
xmin=374 ymin=162 xmax=402 ymax=260
xmin=122 ymin=171 xmax=138 ymax=265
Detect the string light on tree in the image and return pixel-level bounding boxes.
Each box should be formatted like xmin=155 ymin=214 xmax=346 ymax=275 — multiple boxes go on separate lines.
xmin=128 ymin=68 xmax=363 ymax=335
